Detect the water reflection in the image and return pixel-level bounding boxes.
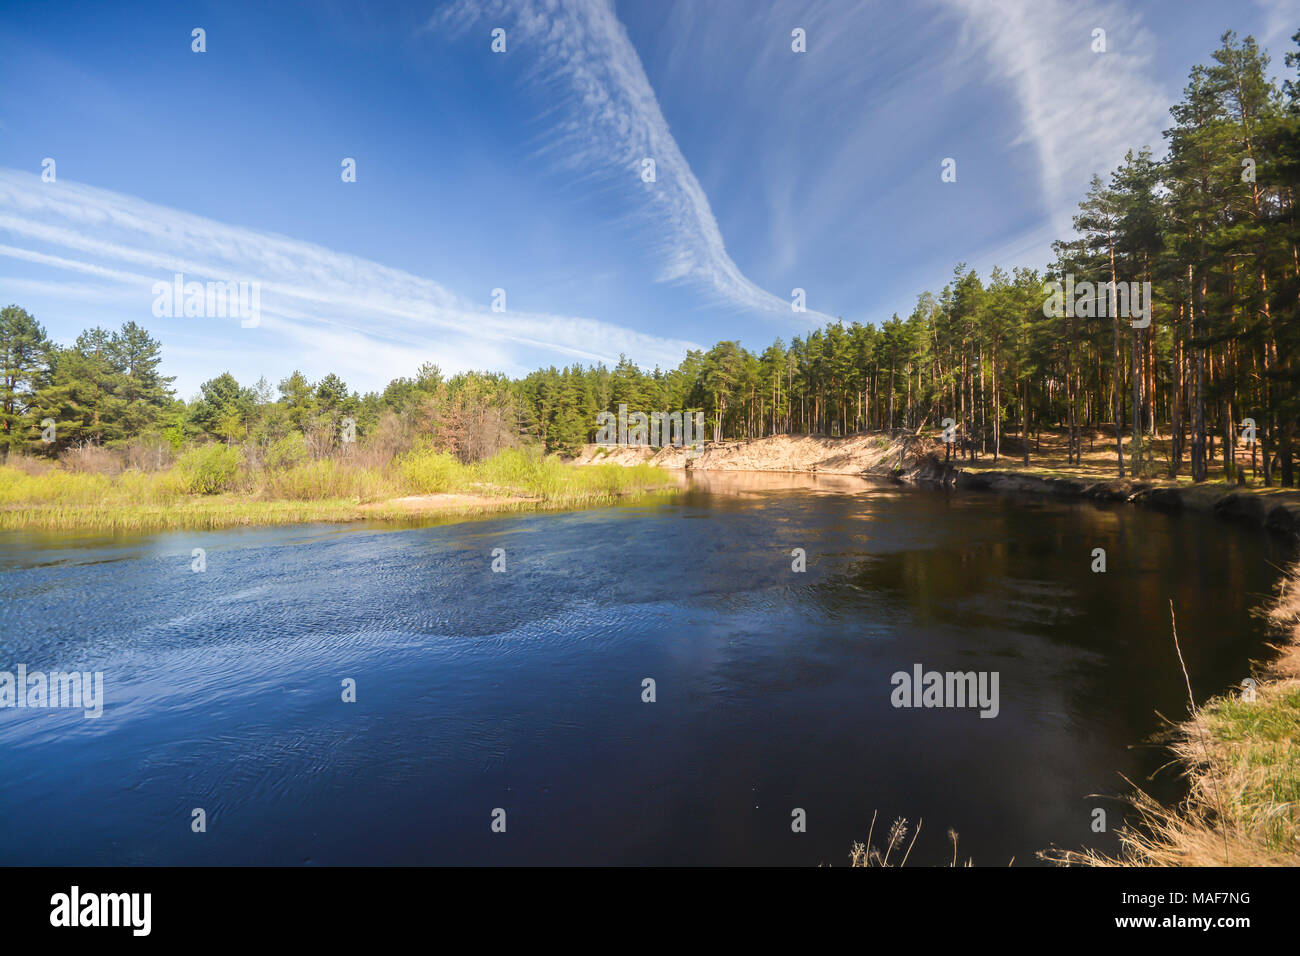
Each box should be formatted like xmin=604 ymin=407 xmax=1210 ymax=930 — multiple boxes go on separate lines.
xmin=0 ymin=474 xmax=1289 ymax=865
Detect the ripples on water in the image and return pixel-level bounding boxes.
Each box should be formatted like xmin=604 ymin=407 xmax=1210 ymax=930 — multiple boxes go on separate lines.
xmin=0 ymin=474 xmax=1291 ymax=865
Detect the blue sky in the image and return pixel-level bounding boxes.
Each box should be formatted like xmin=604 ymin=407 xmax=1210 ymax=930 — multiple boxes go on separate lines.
xmin=2 ymin=0 xmax=1298 ymax=398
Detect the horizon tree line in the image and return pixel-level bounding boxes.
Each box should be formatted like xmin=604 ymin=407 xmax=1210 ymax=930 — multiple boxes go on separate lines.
xmin=1 ymin=29 xmax=1297 ymax=485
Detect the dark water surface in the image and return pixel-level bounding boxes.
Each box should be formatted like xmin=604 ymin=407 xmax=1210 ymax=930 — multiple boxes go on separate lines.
xmin=0 ymin=474 xmax=1292 ymax=865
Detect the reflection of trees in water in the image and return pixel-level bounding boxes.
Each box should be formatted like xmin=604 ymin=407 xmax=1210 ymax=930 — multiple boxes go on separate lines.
xmin=684 ymin=470 xmax=898 ymax=498
xmin=795 ymin=496 xmax=1284 ymax=828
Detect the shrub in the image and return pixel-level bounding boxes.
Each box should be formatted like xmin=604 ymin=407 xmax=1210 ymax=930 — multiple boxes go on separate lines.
xmin=115 ymin=468 xmax=184 ymax=504
xmin=60 ymin=443 xmax=123 ymax=475
xmin=122 ymin=436 xmax=176 ymax=473
xmin=471 ymin=447 xmax=561 ymax=497
xmin=265 ymin=433 xmax=309 ymax=471
xmin=176 ymin=444 xmax=244 ymax=494
xmin=263 ymin=459 xmax=393 ymax=501
xmin=357 ymin=410 xmax=410 ymax=469
xmin=2 ymin=453 xmax=53 ymax=476
xmin=0 ymin=465 xmax=133 ymax=506
xmin=398 ymin=446 xmax=467 ymax=494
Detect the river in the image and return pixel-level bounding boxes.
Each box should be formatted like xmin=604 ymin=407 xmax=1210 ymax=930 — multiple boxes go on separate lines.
xmin=0 ymin=473 xmax=1291 ymax=865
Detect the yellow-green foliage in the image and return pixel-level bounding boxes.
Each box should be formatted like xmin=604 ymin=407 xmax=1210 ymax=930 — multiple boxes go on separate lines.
xmin=263 ymin=458 xmax=395 ymax=501
xmin=264 ymin=433 xmax=309 ymax=471
xmin=176 ymin=444 xmax=244 ymax=494
xmin=0 ymin=466 xmax=108 ymax=505
xmin=470 ymin=447 xmax=565 ymax=496
xmin=466 ymin=448 xmax=669 ymax=500
xmin=0 ymin=444 xmax=677 ymax=531
xmin=572 ymin=462 xmax=667 ymax=497
xmin=0 ymin=464 xmax=181 ymax=507
xmin=399 ymin=446 xmax=469 ymax=494
xmin=0 ymin=498 xmax=368 ymax=532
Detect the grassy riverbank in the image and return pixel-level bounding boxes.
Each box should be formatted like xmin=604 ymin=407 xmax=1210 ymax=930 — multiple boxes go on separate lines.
xmin=1043 ymin=563 xmax=1300 ymax=867
xmin=850 ymin=573 xmax=1300 ymax=869
xmin=0 ymin=446 xmax=678 ymax=532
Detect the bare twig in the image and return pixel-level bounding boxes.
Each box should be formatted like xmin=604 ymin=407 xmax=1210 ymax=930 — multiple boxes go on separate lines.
xmin=901 ymin=818 xmax=923 ymax=867
xmin=1170 ymin=598 xmax=1231 ymax=866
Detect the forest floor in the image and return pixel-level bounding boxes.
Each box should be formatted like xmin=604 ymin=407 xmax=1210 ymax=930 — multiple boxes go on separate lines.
xmin=952 ymin=427 xmax=1281 ymax=487
xmin=930 ymin=429 xmax=1300 ymax=541
xmin=578 ymin=427 xmax=1287 ymax=488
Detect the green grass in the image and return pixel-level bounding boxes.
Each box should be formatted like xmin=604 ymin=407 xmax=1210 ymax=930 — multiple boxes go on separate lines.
xmin=1192 ymin=687 xmax=1300 ymax=852
xmin=1040 ymin=659 xmax=1300 ymax=866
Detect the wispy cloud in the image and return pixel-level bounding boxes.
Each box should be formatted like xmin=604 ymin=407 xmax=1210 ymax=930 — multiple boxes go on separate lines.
xmin=428 ymin=0 xmax=832 ymax=324
xmin=1255 ymin=0 xmax=1300 ymax=49
xmin=939 ymin=0 xmax=1169 ymax=233
xmin=0 ymin=169 xmax=701 ymax=392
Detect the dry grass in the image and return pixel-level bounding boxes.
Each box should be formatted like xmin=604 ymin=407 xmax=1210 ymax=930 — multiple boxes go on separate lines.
xmin=1 ymin=453 xmax=54 ymax=476
xmin=59 ymin=442 xmax=124 ymax=476
xmin=847 ymin=812 xmax=985 ymax=867
xmin=1041 ymin=781 xmax=1297 ymax=867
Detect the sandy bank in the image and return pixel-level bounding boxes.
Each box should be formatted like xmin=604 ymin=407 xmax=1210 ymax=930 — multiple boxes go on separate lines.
xmin=573 ymin=432 xmax=1300 ymax=540
xmin=359 ymin=492 xmax=524 ymax=514
xmin=571 ymin=432 xmax=938 ymax=477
